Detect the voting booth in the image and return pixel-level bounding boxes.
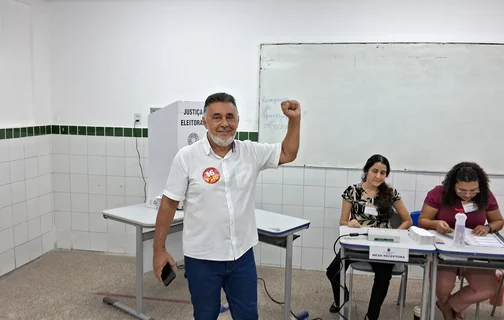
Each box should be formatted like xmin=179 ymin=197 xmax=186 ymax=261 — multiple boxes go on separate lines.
xmin=142 ymin=101 xmax=207 ymax=271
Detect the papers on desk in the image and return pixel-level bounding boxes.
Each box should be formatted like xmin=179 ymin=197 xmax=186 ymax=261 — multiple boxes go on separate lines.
xmin=446 ymin=229 xmax=504 ymax=248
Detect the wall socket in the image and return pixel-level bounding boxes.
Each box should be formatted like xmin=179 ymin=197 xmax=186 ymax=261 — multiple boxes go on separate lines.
xmin=134 ymin=113 xmax=141 ymax=125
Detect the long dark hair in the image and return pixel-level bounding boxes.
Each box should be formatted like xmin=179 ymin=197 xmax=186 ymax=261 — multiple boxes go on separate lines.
xmin=362 ymin=154 xmax=394 ymax=219
xmin=441 ymin=162 xmax=489 ymax=209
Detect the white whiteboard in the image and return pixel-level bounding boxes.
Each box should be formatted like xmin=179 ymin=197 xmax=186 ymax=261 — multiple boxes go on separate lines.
xmin=258 ymin=43 xmax=504 ymax=174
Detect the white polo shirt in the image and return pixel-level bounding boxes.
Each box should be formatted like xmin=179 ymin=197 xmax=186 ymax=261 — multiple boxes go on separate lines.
xmin=163 ymin=134 xmax=282 ymax=261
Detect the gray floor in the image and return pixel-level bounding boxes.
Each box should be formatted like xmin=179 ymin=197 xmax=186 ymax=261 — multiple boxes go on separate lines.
xmin=0 ymin=250 xmax=502 ymax=320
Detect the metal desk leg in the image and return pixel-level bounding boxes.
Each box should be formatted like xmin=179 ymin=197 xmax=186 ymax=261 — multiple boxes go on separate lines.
xmin=103 ymin=225 xmax=153 ymax=320
xmin=420 ymin=254 xmax=432 ymax=320
xmin=430 ymin=254 xmax=438 ymax=320
xmin=284 ymin=233 xmax=293 ymax=320
xmin=492 ymin=273 xmax=504 ymax=316
xmin=339 ymin=247 xmax=346 ymax=319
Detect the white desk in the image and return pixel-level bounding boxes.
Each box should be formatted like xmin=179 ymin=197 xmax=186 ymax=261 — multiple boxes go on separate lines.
xmin=430 ymin=231 xmax=504 ymax=320
xmin=102 ymin=204 xmax=310 ymax=320
xmin=338 ymin=226 xmax=436 ymax=320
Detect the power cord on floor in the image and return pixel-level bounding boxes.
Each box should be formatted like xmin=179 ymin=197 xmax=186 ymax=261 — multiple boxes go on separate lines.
xmin=133 ymin=120 xmax=147 ymax=202
xmin=331 ymin=232 xmax=368 ymax=320
xmin=257 ymin=277 xmax=323 ymax=320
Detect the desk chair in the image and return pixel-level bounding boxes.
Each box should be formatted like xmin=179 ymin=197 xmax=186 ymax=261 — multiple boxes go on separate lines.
xmin=347 ymin=212 xmax=408 ymax=320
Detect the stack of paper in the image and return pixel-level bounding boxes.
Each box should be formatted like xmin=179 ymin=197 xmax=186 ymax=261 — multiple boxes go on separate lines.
xmin=446 ymin=228 xmax=504 ymax=248
xmin=409 ymin=226 xmax=436 ymax=245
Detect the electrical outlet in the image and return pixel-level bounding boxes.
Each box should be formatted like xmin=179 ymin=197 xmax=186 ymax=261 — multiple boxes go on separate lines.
xmin=134 ymin=113 xmax=141 ymax=125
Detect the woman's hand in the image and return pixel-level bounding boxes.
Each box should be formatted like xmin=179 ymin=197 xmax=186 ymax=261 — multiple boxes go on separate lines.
xmin=348 ymin=219 xmax=361 ymax=228
xmin=436 ymin=221 xmax=452 ymax=234
xmin=472 ymin=225 xmax=490 ymax=236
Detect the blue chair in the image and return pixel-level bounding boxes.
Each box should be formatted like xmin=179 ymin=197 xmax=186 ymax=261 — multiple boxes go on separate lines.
xmin=410 ymin=210 xmax=421 ymax=227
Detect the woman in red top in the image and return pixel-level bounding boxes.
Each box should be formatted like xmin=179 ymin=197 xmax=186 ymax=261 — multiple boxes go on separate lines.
xmin=419 ymin=162 xmax=504 ymax=320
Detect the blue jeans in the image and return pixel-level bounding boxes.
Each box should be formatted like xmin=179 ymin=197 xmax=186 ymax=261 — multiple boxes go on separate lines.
xmin=184 ymin=248 xmax=258 ymax=320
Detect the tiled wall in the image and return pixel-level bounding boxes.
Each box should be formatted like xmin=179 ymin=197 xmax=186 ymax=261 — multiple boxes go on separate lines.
xmin=4 ymin=126 xmax=504 ymax=280
xmin=0 ymin=132 xmax=54 ymax=277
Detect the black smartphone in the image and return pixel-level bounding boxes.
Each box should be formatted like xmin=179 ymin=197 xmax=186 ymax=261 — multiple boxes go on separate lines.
xmin=161 ymin=263 xmax=176 ymax=287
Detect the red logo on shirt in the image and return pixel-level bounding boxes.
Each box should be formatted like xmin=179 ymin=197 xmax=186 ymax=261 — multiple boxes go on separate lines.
xmin=202 ymin=167 xmax=220 ymax=184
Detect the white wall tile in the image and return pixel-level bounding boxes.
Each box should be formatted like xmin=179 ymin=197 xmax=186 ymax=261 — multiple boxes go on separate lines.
xmin=0 ymin=249 xmax=15 ymax=276
xmin=55 ymin=231 xmax=72 ymax=249
xmin=107 ymin=233 xmax=126 ymax=253
xmin=12 ymin=202 xmax=27 ymax=226
xmin=54 ymin=193 xmax=71 ymax=211
xmin=125 ymin=138 xmax=145 ymax=157
xmin=71 ymin=193 xmax=89 ymax=212
xmin=303 ymin=206 xmax=324 ymax=228
xmin=89 ymin=232 xmax=108 ymax=251
xmin=303 ymin=186 xmax=325 ymax=207
xmin=53 ymin=173 xmax=70 ymax=192
xmin=325 ymin=169 xmax=348 ymax=187
xmin=323 ymin=228 xmax=339 ymax=249
xmin=490 ymin=177 xmax=504 ymax=196
xmin=125 ymin=157 xmax=143 ymax=177
xmin=301 ymin=227 xmax=323 ymax=248
xmin=39 ymin=174 xmax=52 ymax=195
xmin=27 ymin=217 xmax=41 ymax=240
xmin=52 ymin=154 xmax=70 ymax=173
xmin=324 ymin=207 xmax=340 ymax=229
xmin=262 ymin=184 xmax=282 ymax=205
xmin=125 ymin=177 xmax=145 ymax=197
xmin=0 ymin=185 xmax=11 ymax=208
xmin=282 ymin=185 xmax=303 ymax=206
xmin=282 ymin=167 xmax=304 ymax=185
xmin=13 ymin=222 xmax=28 ymax=246
xmin=260 ymin=243 xmax=281 ymax=266
xmin=14 ymin=242 xmax=30 ymax=267
xmin=9 ymin=139 xmax=25 ymax=161
xmin=87 ymin=136 xmax=107 ymax=156
xmin=0 ymin=162 xmax=11 ymax=185
xmin=26 ymin=177 xmax=40 ymax=200
xmin=415 ymin=174 xmax=440 ymax=192
xmin=70 ymin=174 xmax=88 ymax=193
xmin=107 ymin=157 xmax=125 ymax=176
xmin=89 ymin=194 xmax=107 ymax=213
xmin=89 ymin=213 xmax=107 ymax=232
xmin=262 ymin=168 xmax=283 ymax=184
xmin=37 ymin=136 xmax=51 ymax=156
xmin=70 ymin=155 xmax=88 ymax=174
xmin=301 ymin=248 xmax=323 ymax=270
xmin=107 ymin=176 xmax=125 ymax=195
xmin=54 ymin=211 xmax=71 ymax=230
xmin=26 ymin=198 xmax=39 ymax=220
xmin=0 ymin=141 xmax=9 ymax=163
xmin=0 ymin=228 xmax=14 ymax=254
xmin=42 ymin=232 xmax=55 ymax=254
xmin=398 ymin=190 xmax=416 ymax=213
xmin=39 ymin=194 xmax=53 ymax=215
xmin=51 ymin=135 xmax=69 ymax=154
xmin=88 ymin=175 xmax=107 ymax=195
xmin=72 ymin=212 xmax=89 ymax=231
xmin=69 ymin=136 xmax=88 ymax=155
xmin=393 ymin=172 xmax=417 ymax=191
xmin=414 ymin=191 xmax=428 ymax=211
xmin=260 ymin=204 xmax=281 ymax=213
xmin=24 ymin=139 xmax=38 ymax=159
xmin=0 ymin=206 xmax=13 ymax=231
xmin=38 ymin=155 xmax=51 ymax=176
xmin=282 ymin=205 xmax=303 ymax=219
xmin=106 ymin=137 xmax=125 ymax=157
xmin=11 ymin=181 xmax=26 ymax=204
xmin=347 ymin=170 xmax=363 ymax=184
xmin=71 ymin=231 xmax=90 ymax=250
xmin=41 ymin=212 xmax=53 ymax=234
xmin=88 ymin=156 xmax=106 ymax=175
xmin=10 ymin=160 xmax=25 ymax=182
xmin=325 ymin=187 xmax=345 ymax=208
xmin=27 ymin=237 xmax=42 ymax=260
xmin=106 ymin=195 xmax=125 ymax=209
xmin=304 ymin=168 xmax=326 ymax=186
xmin=25 ymin=157 xmax=39 ymax=180
xmin=125 ymin=196 xmax=143 ymax=206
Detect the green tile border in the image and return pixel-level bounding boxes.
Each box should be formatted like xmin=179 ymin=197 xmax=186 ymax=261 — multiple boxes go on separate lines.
xmin=0 ymin=125 xmax=259 ymax=142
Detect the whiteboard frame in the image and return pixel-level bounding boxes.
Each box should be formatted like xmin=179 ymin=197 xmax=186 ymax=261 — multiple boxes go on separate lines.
xmin=257 ymin=41 xmax=504 ymax=176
